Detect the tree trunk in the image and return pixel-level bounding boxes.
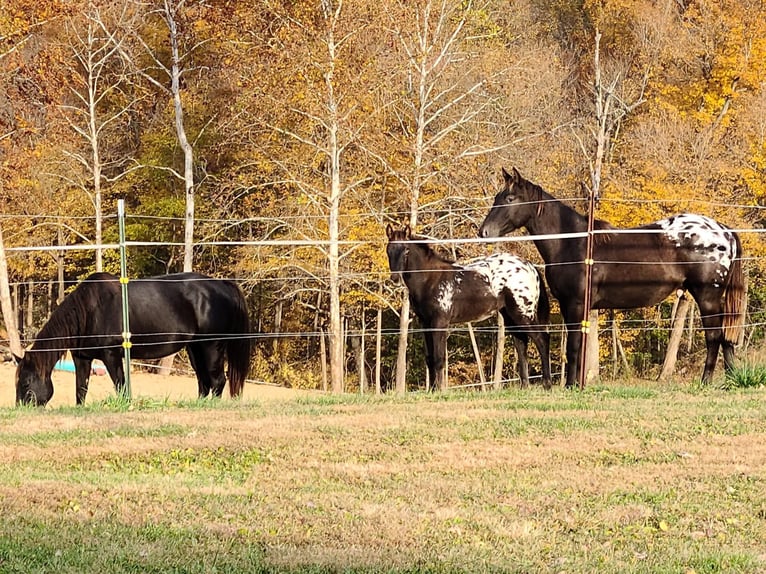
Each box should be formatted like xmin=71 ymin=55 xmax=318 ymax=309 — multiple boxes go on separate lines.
xmin=57 ymin=226 xmax=65 ymax=304
xmin=47 ymin=279 xmax=54 ymax=317
xmin=322 ymin=9 xmax=344 ymax=394
xmin=375 ymin=305 xmax=382 ymax=394
xmin=610 ymin=314 xmax=631 ymax=378
xmin=272 ymin=300 xmax=283 ymax=356
xmin=659 ymin=295 xmax=692 ymax=381
xmin=320 ymin=329 xmax=328 ymax=392
xmin=359 ymin=308 xmax=367 ymax=393
xmin=0 ymin=224 xmax=22 ymax=356
xmin=312 ymin=291 xmax=322 ymax=358
xmin=156 ymin=355 xmax=174 ymax=375
xmin=493 ymin=312 xmax=506 ymax=390
xmin=164 ymin=0 xmax=195 ymax=272
xmin=467 ymin=323 xmax=486 ymax=390
xmin=394 ymin=293 xmax=410 ymax=393
xmin=560 ymin=328 xmax=567 ymax=387
xmin=26 ymin=280 xmax=34 ymax=335
xmin=13 ymin=283 xmax=20 ymax=340
xmin=687 ymin=303 xmax=695 ymax=353
xmin=611 ymin=312 xmax=618 ymax=379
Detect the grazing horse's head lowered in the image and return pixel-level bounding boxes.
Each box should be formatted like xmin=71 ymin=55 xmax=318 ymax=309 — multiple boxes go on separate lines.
xmin=15 ymin=352 xmax=54 ymax=406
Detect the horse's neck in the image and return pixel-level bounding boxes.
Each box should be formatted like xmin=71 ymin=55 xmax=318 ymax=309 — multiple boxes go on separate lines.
xmin=526 ymin=195 xmax=589 ymax=263
xmin=30 ymin=325 xmax=67 ymax=371
xmin=30 ymin=302 xmax=83 ymax=371
xmin=404 ymin=246 xmax=453 ymax=290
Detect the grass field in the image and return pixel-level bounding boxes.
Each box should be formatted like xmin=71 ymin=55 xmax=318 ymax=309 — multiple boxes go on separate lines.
xmin=0 ymin=381 xmax=765 ymax=573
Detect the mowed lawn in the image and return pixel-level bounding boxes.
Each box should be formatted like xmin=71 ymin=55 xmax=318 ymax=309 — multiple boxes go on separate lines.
xmin=0 ymin=382 xmax=765 ymax=573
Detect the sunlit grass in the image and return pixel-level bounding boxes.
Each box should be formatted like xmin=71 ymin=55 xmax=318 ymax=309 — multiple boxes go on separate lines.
xmin=0 ymin=383 xmax=764 ymax=573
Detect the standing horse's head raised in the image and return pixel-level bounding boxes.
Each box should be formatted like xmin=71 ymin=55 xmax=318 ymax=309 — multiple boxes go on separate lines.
xmin=14 ymin=352 xmax=54 ymax=406
xmin=478 ymin=167 xmax=540 ymax=238
xmin=385 ymin=224 xmax=411 ymax=281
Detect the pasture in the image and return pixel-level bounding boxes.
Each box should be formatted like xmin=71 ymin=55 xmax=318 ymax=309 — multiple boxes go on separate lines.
xmin=0 ymin=363 xmax=765 ymax=573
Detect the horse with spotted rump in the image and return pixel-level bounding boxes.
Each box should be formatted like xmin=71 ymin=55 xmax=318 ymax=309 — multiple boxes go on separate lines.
xmin=386 ymin=224 xmax=552 ymax=391
xmin=478 ymin=167 xmax=747 ymax=388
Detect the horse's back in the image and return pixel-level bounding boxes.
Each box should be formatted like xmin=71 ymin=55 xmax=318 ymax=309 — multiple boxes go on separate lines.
xmin=462 ymin=253 xmax=541 ymax=320
xmin=129 ymin=273 xmax=244 ymax=334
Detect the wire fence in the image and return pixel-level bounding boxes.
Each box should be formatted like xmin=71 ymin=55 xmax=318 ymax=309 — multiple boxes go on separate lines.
xmin=3 ymin=202 xmax=765 ymax=390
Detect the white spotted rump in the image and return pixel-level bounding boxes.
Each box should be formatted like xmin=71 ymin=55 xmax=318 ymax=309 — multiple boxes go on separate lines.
xmin=462 ymin=253 xmax=540 ymax=318
xmin=658 ymin=214 xmax=737 ymax=285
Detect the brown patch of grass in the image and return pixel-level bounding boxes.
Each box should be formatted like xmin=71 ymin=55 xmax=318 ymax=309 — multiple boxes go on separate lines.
xmin=0 ymin=384 xmax=765 ymax=572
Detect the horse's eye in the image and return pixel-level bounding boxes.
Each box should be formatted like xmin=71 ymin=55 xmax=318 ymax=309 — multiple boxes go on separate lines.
xmin=505 ymin=194 xmax=516 ymax=205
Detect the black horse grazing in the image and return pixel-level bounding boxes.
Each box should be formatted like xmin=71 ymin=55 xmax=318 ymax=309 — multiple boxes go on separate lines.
xmin=15 ymin=272 xmax=252 ymax=406
xmin=386 ymin=224 xmax=552 ymax=391
xmin=478 ymin=167 xmax=747 ymax=387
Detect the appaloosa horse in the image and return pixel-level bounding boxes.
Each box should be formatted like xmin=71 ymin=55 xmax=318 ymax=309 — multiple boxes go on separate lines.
xmin=478 ymin=167 xmax=746 ymax=387
xmin=386 ymin=224 xmax=551 ymax=391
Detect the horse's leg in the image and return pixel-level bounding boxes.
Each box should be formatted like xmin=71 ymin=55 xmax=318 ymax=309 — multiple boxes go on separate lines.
xmin=187 ymin=344 xmax=213 ymax=398
xmin=695 ymin=295 xmax=724 ymax=383
xmin=562 ymin=303 xmax=584 ymax=388
xmin=102 ymin=350 xmax=126 ymax=397
xmin=72 ymin=354 xmax=93 ymax=405
xmin=506 ymin=306 xmax=553 ymax=390
xmin=530 ymin=328 xmax=552 ymax=390
xmin=431 ymin=325 xmax=448 ymax=391
xmin=511 ymin=334 xmax=530 ymax=388
xmin=209 ymin=348 xmax=227 ymax=397
xmin=420 ymin=323 xmax=435 ymax=391
xmin=197 ymin=343 xmax=227 ymax=397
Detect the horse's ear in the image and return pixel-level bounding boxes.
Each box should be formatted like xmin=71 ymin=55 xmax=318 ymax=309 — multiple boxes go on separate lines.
xmin=404 ymin=224 xmax=412 ymax=239
xmin=385 ymin=223 xmax=394 ymax=240
xmin=512 ymin=167 xmax=522 ymax=183
xmin=501 ymin=167 xmax=512 ymax=182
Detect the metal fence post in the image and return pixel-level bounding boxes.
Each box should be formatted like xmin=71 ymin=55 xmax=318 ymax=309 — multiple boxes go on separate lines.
xmin=117 ymin=199 xmax=132 ymax=399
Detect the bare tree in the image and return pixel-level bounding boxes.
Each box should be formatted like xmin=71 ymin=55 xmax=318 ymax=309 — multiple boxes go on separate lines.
xmin=383 ymin=0 xmax=510 ymax=392
xmin=0 ymin=24 xmax=36 ymax=357
xmin=126 ymin=0 xmax=200 ymax=272
xmin=250 ymin=0 xmax=383 ymax=392
xmin=0 ymin=213 xmax=22 ymax=357
xmin=574 ymin=28 xmax=649 ymax=382
xmin=58 ymin=1 xmax=140 ymax=271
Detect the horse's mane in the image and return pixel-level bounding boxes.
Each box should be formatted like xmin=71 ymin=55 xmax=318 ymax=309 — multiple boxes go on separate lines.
xmin=520 ymin=174 xmax=616 ymax=244
xmin=593 ymin=219 xmax=616 ymax=245
xmin=30 ymin=273 xmax=118 ymax=361
xmin=410 ymin=234 xmax=456 ymax=267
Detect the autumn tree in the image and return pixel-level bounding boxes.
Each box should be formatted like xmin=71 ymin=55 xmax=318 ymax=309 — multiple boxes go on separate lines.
xmin=374 ymin=0 xmax=510 ymax=390
xmin=229 ymin=0 xmax=389 ymax=392
xmin=0 ymin=1 xmax=74 ymax=354
xmin=58 ymin=1 xmax=140 ymax=272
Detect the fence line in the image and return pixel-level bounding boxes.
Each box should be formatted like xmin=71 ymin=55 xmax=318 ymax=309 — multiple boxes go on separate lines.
xmin=17 ymin=314 xmax=766 ymax=353
xmin=4 ymin=203 xmax=765 ymax=390
xmin=1 ymin=194 xmax=765 ymax=223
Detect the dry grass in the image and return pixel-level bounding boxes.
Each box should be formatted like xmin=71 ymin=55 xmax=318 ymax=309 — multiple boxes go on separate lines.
xmin=0 ymin=375 xmax=765 ymax=572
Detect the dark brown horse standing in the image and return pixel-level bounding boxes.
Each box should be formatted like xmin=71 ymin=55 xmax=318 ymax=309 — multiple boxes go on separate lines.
xmin=386 ymin=224 xmax=552 ymax=391
xmin=478 ymin=167 xmax=746 ymax=388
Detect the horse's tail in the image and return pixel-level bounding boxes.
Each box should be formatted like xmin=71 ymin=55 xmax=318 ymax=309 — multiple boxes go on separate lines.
xmin=535 ymin=268 xmax=550 ymax=326
xmin=723 ymin=236 xmax=747 ymax=346
xmin=226 ymin=282 xmax=252 ymax=398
